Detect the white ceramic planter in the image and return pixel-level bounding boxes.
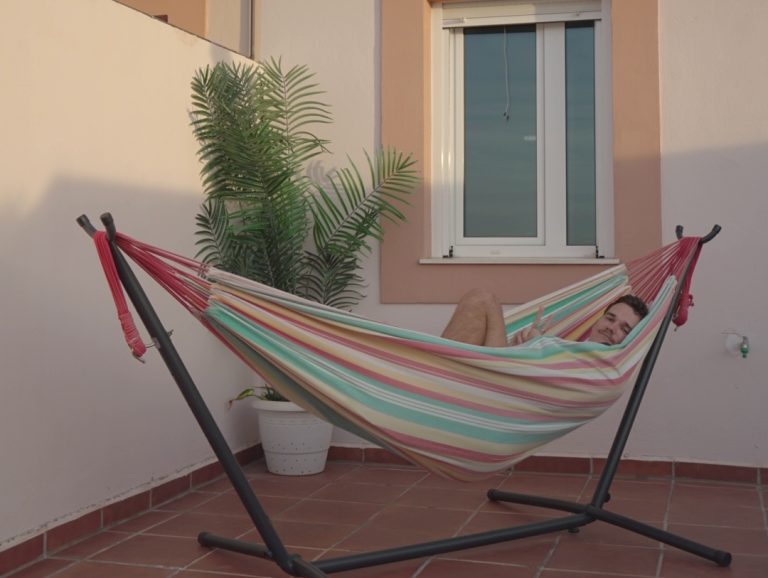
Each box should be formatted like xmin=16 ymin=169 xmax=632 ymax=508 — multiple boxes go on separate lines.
xmin=251 ymin=398 xmax=333 ymax=476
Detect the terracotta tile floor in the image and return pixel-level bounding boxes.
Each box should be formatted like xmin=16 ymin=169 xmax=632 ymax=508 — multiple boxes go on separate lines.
xmin=10 ymin=461 xmax=768 ymax=577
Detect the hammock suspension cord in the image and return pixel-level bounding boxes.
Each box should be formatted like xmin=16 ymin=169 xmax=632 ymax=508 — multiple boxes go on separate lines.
xmin=93 ymin=231 xmax=147 ymax=359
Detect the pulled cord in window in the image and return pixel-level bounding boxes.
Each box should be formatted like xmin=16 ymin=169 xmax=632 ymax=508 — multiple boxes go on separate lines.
xmin=503 ymin=27 xmax=510 ymax=121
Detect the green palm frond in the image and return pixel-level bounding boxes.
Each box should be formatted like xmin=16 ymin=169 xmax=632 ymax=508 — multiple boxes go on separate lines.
xmin=310 ymin=148 xmax=417 ymax=256
xmin=194 ymin=197 xmax=232 ymax=267
xmin=260 ymin=58 xmax=332 ymax=167
xmin=301 ymin=251 xmax=366 ymax=310
xmin=191 ymin=61 xmax=321 ymax=292
xmin=192 ymin=63 xmax=289 ymax=203
xmin=191 ymin=60 xmax=419 ymax=309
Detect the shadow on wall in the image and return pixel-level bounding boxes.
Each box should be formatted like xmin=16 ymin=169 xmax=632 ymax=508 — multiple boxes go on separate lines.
xmin=0 ymin=172 xmax=261 ymax=405
xmin=0 ymin=174 xmax=256 ymax=547
xmin=1 ymin=175 xmax=206 ymax=382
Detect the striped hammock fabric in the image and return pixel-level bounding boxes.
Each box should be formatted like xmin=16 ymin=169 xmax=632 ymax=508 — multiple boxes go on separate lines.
xmin=95 ymin=233 xmax=703 ymax=481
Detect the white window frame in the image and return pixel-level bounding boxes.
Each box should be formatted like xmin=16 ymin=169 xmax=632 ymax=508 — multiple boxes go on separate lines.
xmin=430 ymin=0 xmax=614 ymax=260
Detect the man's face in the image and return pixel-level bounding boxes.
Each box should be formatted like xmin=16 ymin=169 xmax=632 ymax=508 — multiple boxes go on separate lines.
xmin=588 ymin=303 xmax=642 ymax=345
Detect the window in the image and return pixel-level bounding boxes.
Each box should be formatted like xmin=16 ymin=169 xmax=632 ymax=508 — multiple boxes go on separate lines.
xmin=431 ymin=1 xmax=612 ymax=259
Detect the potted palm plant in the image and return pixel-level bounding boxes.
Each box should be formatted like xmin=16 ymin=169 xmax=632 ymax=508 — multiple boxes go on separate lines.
xmin=190 ymin=59 xmax=417 ymax=474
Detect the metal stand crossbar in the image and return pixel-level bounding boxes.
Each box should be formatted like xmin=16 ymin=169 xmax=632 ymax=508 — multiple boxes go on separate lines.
xmin=78 ymin=214 xmax=731 ymax=576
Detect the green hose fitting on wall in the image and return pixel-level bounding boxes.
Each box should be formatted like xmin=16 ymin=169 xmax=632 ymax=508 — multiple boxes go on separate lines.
xmin=740 ymin=336 xmax=750 ymax=359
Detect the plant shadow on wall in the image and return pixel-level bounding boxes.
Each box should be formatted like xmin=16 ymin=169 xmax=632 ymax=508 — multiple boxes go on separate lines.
xmin=190 ymin=59 xmax=418 ymax=473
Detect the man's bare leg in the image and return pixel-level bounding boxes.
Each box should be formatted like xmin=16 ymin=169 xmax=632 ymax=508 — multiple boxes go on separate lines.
xmin=441 ymin=289 xmax=508 ymax=346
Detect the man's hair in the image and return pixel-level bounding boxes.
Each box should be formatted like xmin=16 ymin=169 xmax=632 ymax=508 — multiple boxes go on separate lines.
xmin=607 ymin=294 xmax=648 ymax=319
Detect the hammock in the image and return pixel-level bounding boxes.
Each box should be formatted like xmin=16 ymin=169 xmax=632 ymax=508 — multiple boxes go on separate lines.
xmin=80 ymin=215 xmax=731 ymax=573
xmin=90 ymin=226 xmax=703 ymax=482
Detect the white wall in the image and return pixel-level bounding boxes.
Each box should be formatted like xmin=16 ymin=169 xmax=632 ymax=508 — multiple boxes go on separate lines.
xmin=256 ymin=0 xmax=768 ymax=466
xmin=0 ymin=0 xmax=257 ymax=548
xmin=653 ymin=0 xmax=768 ymax=462
xmin=209 ymin=0 xmax=252 ymax=56
xmin=256 ymin=0 xmax=380 ymax=170
xmin=541 ymin=0 xmax=768 ymax=465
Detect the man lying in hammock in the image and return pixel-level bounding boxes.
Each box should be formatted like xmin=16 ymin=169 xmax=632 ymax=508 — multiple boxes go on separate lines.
xmin=442 ymin=290 xmax=648 ymax=347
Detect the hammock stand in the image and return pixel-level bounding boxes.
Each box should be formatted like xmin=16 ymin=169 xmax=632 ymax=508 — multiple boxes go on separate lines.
xmin=77 ymin=213 xmax=730 ymax=576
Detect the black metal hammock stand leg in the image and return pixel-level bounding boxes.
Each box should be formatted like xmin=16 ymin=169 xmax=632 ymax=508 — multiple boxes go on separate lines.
xmin=77 ymin=213 xmax=731 ymax=577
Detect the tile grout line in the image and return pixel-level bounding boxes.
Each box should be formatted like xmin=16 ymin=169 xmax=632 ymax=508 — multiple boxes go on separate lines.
xmin=531 ymin=470 xmax=593 ymax=578
xmin=270 ymin=469 xmax=382 ymax=573
xmin=654 ymin=472 xmax=676 ymax=577
xmin=759 ymin=481 xmax=768 ymax=541
xmin=318 ymin=466 xmax=433 ymax=560
xmin=44 ymin=485 xmax=229 ymax=577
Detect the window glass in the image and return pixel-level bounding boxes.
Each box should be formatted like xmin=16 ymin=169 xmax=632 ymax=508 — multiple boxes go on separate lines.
xmin=464 ymin=25 xmax=537 ymax=238
xmin=565 ymin=21 xmax=596 ymax=246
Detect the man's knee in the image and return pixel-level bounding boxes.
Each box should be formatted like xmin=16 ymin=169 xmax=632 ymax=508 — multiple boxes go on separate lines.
xmin=458 ymin=288 xmax=499 ymax=309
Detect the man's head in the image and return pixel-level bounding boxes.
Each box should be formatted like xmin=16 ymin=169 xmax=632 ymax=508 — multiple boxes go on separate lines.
xmin=588 ymin=295 xmax=648 ymax=345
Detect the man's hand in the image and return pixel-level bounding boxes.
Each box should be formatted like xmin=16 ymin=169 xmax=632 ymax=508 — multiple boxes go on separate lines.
xmin=511 ymin=306 xmax=553 ymax=345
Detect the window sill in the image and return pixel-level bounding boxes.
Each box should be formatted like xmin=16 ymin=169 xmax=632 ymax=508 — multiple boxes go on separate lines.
xmin=419 ymin=257 xmax=620 ymax=265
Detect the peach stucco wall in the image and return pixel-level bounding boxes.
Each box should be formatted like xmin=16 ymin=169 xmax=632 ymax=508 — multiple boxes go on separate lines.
xmin=611 ymin=1 xmax=663 ymax=259
xmin=380 ymin=0 xmax=662 ymax=304
xmin=117 ymin=0 xmax=207 ymax=37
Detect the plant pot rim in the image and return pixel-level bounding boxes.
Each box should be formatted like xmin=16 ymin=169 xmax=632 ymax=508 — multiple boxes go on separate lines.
xmin=249 ymin=398 xmax=305 ymax=412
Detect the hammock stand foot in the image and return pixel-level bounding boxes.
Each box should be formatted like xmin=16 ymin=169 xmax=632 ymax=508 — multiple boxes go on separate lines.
xmin=198 ymin=513 xmax=595 ymax=574
xmin=79 ymin=215 xmax=731 ymax=575
xmin=487 ymin=489 xmax=732 ymax=568
xmin=197 ymin=533 xmax=328 ymax=578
